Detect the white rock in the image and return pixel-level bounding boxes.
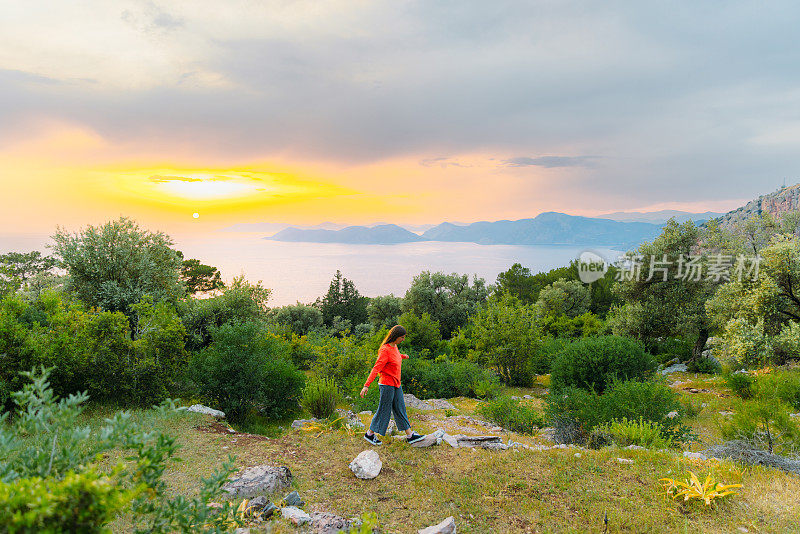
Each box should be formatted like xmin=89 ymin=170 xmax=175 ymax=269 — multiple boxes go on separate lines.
xmin=359 ymin=410 xmax=372 ymax=416
xmin=625 ymin=445 xmax=646 ymax=450
xmin=719 ymin=411 xmax=734 ymax=416
xmin=184 ymin=404 xmax=226 ymax=418
xmin=666 ymin=411 xmax=679 ymax=419
xmin=349 ymin=450 xmax=382 ymax=479
xmin=574 ymin=453 xmax=581 ymax=458
xmin=442 ymin=433 xmax=459 ymax=448
xmin=790 ymin=413 xmax=800 ymax=418
xmin=683 ymin=451 xmax=707 ymax=460
xmin=523 ymin=395 xmax=533 ymax=399
xmin=222 ymin=465 xmax=292 ymax=498
xmin=617 ymin=458 xmax=634 ymax=464
xmin=281 ymin=506 xmax=311 ymax=526
xmin=418 ymin=516 xmax=456 ymax=534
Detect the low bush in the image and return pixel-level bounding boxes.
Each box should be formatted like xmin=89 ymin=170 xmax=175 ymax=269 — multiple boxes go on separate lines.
xmin=687 ymin=356 xmax=721 ymax=374
xmin=595 ymin=417 xmax=674 ymax=449
xmin=545 ymin=379 xmax=685 ymax=444
xmin=754 ymin=371 xmax=800 ymax=410
xmin=725 ymin=371 xmax=756 ymax=399
xmin=190 ymin=320 xmax=305 ymax=422
xmin=0 ymin=367 xmax=236 ymax=533
xmin=526 ymin=337 xmax=569 ymax=376
xmin=302 ymin=375 xmax=339 ymax=419
xmin=403 ymin=357 xmax=501 ymax=399
xmin=550 ymin=335 xmax=657 ymax=393
xmin=649 ymin=336 xmax=693 ymax=364
xmin=342 ymin=374 xmax=380 ymax=413
xmin=720 ymin=397 xmax=800 ymax=454
xmin=477 ymin=395 xmax=543 ymax=434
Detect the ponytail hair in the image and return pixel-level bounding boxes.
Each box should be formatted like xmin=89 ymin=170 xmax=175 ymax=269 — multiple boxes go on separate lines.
xmin=382 ymin=324 xmax=407 ymax=345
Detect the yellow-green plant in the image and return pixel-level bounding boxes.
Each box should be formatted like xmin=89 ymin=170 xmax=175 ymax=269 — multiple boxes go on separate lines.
xmin=300 ymin=416 xmax=355 ymax=438
xmin=659 ymin=471 xmax=741 ymax=505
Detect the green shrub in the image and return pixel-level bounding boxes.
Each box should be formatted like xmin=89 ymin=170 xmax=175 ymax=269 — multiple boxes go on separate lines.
xmin=595 ymin=417 xmax=674 ymax=449
xmin=477 ymin=395 xmax=543 ymax=434
xmin=686 ymin=356 xmax=721 ymax=375
xmin=649 ymin=336 xmax=693 ymax=364
xmin=403 ymin=357 xmax=500 ymax=399
xmin=302 ymin=375 xmax=339 ymax=419
xmin=190 ymin=320 xmax=304 ymax=421
xmin=467 ymin=295 xmax=541 ymax=386
xmin=310 ymin=334 xmax=376 ymax=382
xmin=725 ymin=371 xmax=755 ymax=399
xmin=550 ymin=336 xmax=657 ymax=393
xmin=397 ymin=310 xmax=442 ymax=355
xmin=720 ymin=397 xmax=800 ymax=454
xmin=540 ymin=312 xmax=606 ymax=339
xmin=545 ymin=379 xmax=685 ymax=444
xmin=0 ymin=367 xmax=236 ymax=533
xmin=526 ymin=337 xmax=569 ymax=376
xmin=754 ymin=371 xmax=800 ymax=410
xmin=343 ymin=374 xmax=380 ymax=413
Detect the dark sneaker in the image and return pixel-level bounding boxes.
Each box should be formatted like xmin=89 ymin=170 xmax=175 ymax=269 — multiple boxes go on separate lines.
xmin=406 ymin=432 xmax=425 ymax=444
xmin=364 ymin=432 xmax=382 ymax=446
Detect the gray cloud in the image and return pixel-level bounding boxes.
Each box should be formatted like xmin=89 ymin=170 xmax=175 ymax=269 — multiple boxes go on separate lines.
xmin=2 ymin=2 xmax=800 ymax=210
xmin=505 ymin=156 xmax=597 ymax=168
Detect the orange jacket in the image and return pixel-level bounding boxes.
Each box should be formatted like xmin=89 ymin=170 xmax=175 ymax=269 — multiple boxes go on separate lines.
xmin=364 ymin=343 xmax=408 ymax=388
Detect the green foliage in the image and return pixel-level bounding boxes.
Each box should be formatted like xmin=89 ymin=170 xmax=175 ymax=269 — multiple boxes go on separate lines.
xmin=720 ymin=397 xmax=800 ymax=454
xmin=549 ymin=336 xmax=656 ymax=393
xmin=367 ymin=295 xmax=403 ymax=330
xmin=301 ymin=375 xmax=339 ymax=419
xmin=310 ymin=333 xmax=377 ymax=381
xmin=545 ymin=379 xmax=684 ymax=443
xmin=535 ymin=278 xmax=591 ymax=318
xmin=724 ymin=371 xmax=755 ymax=399
xmin=0 ymin=251 xmax=58 ymax=299
xmin=686 ymin=356 xmax=721 ymax=374
xmin=402 ymin=271 xmax=489 ymax=339
xmin=190 ymin=320 xmax=304 ymax=421
xmin=397 ymin=310 xmax=442 ymax=355
xmin=50 ymin=217 xmax=185 ymax=315
xmin=270 ymin=303 xmax=324 ymax=336
xmin=539 ymin=311 xmax=606 ymax=339
xmin=343 ymin=374 xmax=380 ymax=413
xmin=0 ymin=468 xmax=134 ymax=533
xmin=316 ymin=270 xmax=369 ymax=329
xmin=649 ymin=336 xmax=693 ymax=364
xmin=595 ymin=417 xmax=674 ymax=449
xmin=0 ymin=367 xmax=237 ymax=533
xmin=402 ymin=357 xmax=500 ymax=399
xmin=178 ymin=255 xmax=224 ymax=294
xmin=476 ymin=395 xmax=543 ymax=434
xmin=526 ymin=337 xmax=569 ymax=376
xmin=179 ymin=275 xmax=272 ymax=351
xmin=466 ymin=296 xmax=540 ymax=386
xmin=754 ymin=371 xmax=800 ymax=411
xmin=0 ymin=292 xmax=186 ymax=408
xmin=612 ymin=219 xmax=717 ymax=359
xmin=717 ymin=317 xmax=773 ymax=367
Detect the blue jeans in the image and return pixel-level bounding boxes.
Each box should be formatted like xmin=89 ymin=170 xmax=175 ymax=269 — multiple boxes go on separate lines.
xmin=369 ymin=384 xmax=411 ymax=435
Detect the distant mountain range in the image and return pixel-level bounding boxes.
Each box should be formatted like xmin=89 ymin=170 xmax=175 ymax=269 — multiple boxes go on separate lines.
xmin=266 ymin=212 xmax=665 ymax=249
xmin=597 ymin=210 xmax=724 ymax=224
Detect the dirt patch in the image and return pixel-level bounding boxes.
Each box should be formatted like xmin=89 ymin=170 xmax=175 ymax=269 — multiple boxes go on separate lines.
xmin=194 ymin=421 xmax=270 ymax=444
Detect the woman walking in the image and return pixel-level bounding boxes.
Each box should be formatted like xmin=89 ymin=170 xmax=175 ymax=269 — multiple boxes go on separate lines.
xmin=360 ymin=325 xmax=425 ymax=445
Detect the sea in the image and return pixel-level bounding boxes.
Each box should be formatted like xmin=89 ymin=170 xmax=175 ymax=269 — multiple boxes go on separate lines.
xmin=0 ymin=231 xmax=623 ymax=306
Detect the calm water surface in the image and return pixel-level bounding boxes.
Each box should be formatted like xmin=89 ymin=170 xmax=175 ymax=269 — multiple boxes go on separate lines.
xmin=0 ymin=231 xmax=622 ymax=306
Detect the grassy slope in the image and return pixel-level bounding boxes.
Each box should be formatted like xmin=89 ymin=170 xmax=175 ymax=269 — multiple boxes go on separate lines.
xmin=97 ymin=373 xmax=800 ymax=534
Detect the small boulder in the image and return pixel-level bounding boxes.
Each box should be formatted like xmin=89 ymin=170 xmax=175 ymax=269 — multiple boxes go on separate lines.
xmin=282 ymin=506 xmax=311 ymax=526
xmin=666 ymin=411 xmax=679 ymax=419
xmin=418 ymin=516 xmax=456 ymax=534
xmin=281 ymin=490 xmax=304 ymax=507
xmin=359 ymin=410 xmax=373 ymax=416
xmin=350 ymin=450 xmax=382 ymax=479
xmin=245 ymin=496 xmax=268 ymax=513
xmin=310 ymin=511 xmax=352 ymax=534
xmin=184 ymin=404 xmax=226 ymax=418
xmin=222 ymin=465 xmax=292 ymax=498
xmin=617 ymin=458 xmax=634 ymax=464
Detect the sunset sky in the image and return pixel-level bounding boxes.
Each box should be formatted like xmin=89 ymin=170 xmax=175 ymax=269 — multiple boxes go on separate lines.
xmin=2 ymin=1 xmax=799 ymax=235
